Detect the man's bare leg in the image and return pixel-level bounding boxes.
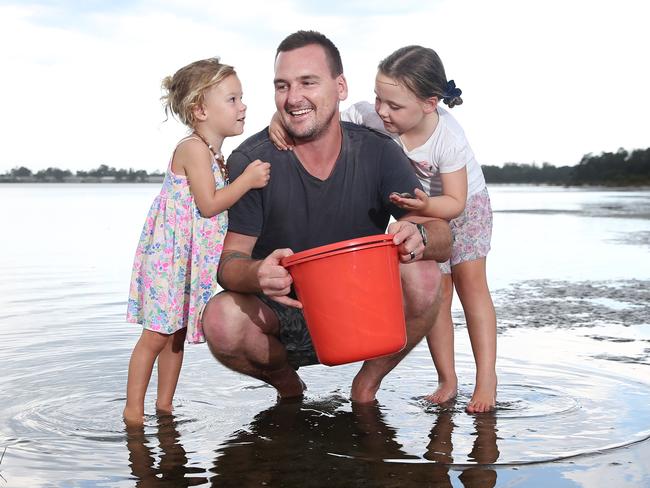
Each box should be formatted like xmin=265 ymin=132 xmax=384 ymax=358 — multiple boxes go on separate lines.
xmin=351 ymin=260 xmax=441 ymax=403
xmin=202 ymin=292 xmax=304 ymax=398
xmin=424 ymin=273 xmax=458 ymax=404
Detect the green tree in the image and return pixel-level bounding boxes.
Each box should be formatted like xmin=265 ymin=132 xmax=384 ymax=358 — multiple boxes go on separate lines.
xmin=11 ymin=166 xmax=32 ymax=177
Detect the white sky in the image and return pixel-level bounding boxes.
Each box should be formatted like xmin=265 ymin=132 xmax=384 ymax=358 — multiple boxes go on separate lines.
xmin=1 ymin=0 xmax=648 ymax=173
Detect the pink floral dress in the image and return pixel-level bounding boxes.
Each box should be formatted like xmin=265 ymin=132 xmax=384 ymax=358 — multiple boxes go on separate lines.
xmin=126 ymin=137 xmax=228 ymax=343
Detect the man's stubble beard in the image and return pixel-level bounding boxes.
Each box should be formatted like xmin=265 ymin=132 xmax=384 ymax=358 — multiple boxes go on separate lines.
xmin=284 ymin=106 xmax=338 ymax=142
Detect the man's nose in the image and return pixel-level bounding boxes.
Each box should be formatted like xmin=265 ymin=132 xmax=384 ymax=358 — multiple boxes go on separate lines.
xmin=286 ymin=85 xmax=305 ymax=105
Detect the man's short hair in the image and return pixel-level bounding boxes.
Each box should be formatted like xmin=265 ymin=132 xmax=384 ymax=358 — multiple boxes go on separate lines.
xmin=276 ymin=30 xmax=343 ymax=78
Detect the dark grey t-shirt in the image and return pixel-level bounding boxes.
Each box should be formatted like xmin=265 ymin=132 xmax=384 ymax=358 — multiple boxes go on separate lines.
xmin=227 ymin=122 xmax=422 ymax=259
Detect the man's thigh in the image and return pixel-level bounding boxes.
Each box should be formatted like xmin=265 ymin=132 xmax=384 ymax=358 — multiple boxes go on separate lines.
xmin=203 ymin=291 xmax=281 ymax=338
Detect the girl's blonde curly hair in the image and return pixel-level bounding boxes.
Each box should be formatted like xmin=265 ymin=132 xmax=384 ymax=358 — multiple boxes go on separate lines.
xmin=161 ymin=57 xmax=236 ymax=127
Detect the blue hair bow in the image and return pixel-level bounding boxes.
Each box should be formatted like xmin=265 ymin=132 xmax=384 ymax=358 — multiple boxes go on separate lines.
xmin=443 ymin=80 xmax=462 ymax=100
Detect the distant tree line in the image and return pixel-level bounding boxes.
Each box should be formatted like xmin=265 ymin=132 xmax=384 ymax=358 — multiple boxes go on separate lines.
xmin=2 ymin=148 xmax=649 ymax=185
xmin=0 ymin=164 xmax=164 ymax=182
xmin=482 ymin=148 xmax=650 ymax=186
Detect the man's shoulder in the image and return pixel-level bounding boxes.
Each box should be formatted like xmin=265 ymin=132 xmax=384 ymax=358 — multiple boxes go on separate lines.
xmin=341 ymin=121 xmax=400 ymax=158
xmin=342 ymin=121 xmax=407 ymax=164
xmin=230 ymin=128 xmax=277 ymax=160
xmin=342 ymin=121 xmax=395 ymax=142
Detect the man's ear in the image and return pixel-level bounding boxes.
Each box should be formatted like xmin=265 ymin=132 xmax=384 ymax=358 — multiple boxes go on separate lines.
xmin=422 ymin=96 xmax=439 ymax=114
xmin=192 ymin=103 xmax=208 ymax=121
xmin=337 ymin=74 xmax=348 ymax=101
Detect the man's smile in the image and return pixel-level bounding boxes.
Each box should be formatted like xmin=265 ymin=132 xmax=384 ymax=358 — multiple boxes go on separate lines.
xmin=287 ymin=107 xmax=313 ymax=117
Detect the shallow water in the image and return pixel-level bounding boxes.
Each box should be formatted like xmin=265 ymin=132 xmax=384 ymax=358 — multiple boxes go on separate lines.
xmin=1 ymin=184 xmax=649 ymax=487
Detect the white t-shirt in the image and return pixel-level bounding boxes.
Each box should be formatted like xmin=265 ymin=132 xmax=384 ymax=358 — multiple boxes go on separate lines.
xmin=341 ymin=101 xmax=486 ymax=198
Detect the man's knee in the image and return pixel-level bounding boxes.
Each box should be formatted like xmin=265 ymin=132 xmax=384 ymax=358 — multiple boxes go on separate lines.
xmin=202 ymin=293 xmax=247 ymax=358
xmin=401 ymin=260 xmax=442 ymax=318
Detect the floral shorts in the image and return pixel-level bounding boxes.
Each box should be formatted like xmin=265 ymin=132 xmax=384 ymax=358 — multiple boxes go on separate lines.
xmin=439 ymin=187 xmax=493 ymax=274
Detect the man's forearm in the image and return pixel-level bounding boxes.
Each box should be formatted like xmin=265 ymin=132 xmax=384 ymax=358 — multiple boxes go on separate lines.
xmin=406 ymin=217 xmax=452 ymax=263
xmin=217 ymin=250 xmax=263 ymax=292
xmin=421 ymin=219 xmax=452 ymax=262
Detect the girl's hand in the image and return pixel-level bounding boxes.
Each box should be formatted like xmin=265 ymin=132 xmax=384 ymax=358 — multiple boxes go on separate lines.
xmin=269 ymin=112 xmax=294 ymax=151
xmin=242 ymin=159 xmax=271 ymax=189
xmin=389 ymin=188 xmax=429 ymax=211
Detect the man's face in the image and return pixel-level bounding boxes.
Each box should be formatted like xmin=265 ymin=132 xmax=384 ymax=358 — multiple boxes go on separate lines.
xmin=273 ymin=44 xmax=347 ymax=141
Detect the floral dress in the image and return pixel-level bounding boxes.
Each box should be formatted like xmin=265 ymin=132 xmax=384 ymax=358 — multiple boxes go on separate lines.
xmin=126 ymin=137 xmax=228 ymax=343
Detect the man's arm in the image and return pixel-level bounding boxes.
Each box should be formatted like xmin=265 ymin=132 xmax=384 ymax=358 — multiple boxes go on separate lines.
xmin=217 ymin=232 xmax=261 ymax=292
xmin=217 ymin=231 xmax=302 ymax=308
xmin=389 ymin=217 xmax=452 ymax=264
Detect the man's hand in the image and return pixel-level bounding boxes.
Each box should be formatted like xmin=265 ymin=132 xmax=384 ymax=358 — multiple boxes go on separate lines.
xmin=387 ymin=221 xmax=424 ymax=263
xmin=258 ymin=248 xmax=303 ymax=308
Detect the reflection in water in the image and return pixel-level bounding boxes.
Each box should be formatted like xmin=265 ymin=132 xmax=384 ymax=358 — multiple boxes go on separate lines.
xmin=126 ymin=415 xmax=207 ymax=487
xmin=459 ymin=414 xmax=499 ymax=487
xmin=424 ymin=406 xmax=499 ymax=487
xmin=209 ymin=399 xmax=500 ymax=488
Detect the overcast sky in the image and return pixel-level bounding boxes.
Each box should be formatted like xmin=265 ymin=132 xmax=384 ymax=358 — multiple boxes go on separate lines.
xmin=1 ymin=0 xmax=648 ymax=173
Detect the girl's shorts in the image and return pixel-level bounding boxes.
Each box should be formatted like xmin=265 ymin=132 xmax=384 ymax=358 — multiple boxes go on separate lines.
xmin=439 ymin=187 xmax=493 ymax=274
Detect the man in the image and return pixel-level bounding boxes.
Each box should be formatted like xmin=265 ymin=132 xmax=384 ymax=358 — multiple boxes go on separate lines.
xmin=202 ymin=30 xmax=451 ymax=403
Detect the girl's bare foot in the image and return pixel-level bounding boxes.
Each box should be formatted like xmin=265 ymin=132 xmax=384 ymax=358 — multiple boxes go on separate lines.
xmin=123 ymin=407 xmax=144 ymax=426
xmin=424 ymin=380 xmax=458 ymax=404
xmin=466 ymin=373 xmax=497 ymax=413
xmin=155 ymin=402 xmax=173 ymax=415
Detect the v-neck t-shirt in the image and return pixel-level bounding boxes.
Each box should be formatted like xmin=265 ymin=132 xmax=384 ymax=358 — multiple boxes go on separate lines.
xmin=226 ymin=122 xmax=423 ymax=259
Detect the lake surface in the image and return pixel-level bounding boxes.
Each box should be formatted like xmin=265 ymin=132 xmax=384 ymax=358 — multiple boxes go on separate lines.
xmin=1 ymin=184 xmax=649 ymax=487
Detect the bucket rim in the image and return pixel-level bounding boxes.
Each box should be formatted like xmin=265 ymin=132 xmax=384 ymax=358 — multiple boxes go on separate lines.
xmin=281 ymin=233 xmax=395 ymax=268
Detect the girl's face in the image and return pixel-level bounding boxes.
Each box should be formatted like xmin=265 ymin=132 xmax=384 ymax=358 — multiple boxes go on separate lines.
xmin=374 ymin=72 xmax=433 ymax=136
xmin=202 ymin=74 xmax=247 ymax=137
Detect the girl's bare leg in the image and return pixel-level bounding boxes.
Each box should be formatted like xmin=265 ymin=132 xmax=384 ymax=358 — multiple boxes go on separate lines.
xmin=453 ymin=257 xmax=497 ymax=413
xmin=424 ymin=273 xmax=458 ymax=404
xmin=123 ymin=329 xmax=170 ymax=425
xmin=156 ymin=328 xmax=187 ymax=413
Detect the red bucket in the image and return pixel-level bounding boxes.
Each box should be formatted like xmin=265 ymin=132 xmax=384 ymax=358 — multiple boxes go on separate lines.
xmin=281 ymin=234 xmax=406 ymax=366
